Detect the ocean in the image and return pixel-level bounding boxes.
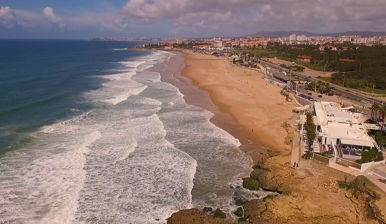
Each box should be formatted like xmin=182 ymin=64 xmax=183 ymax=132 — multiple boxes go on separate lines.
xmin=0 ymin=40 xmax=251 ymax=223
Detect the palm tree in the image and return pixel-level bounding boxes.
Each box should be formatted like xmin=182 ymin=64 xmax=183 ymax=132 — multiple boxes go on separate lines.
xmin=379 ymin=104 xmax=386 ymax=122
xmin=370 ymin=103 xmax=380 ymax=121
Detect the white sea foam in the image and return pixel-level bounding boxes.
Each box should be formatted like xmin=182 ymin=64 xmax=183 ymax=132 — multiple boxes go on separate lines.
xmin=112 ymin=48 xmax=128 ymax=51
xmin=40 ymin=130 xmax=102 ymax=224
xmin=0 ymin=50 xmax=251 ymax=224
xmin=0 ymin=118 xmax=101 ymax=224
xmin=85 ymin=71 xmax=147 ymax=105
xmin=115 ymin=139 xmax=137 ymax=162
xmin=85 ymin=51 xmax=173 ymax=105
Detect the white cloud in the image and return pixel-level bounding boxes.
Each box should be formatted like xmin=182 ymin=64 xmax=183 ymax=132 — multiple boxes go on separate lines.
xmin=2 ymin=0 xmax=386 ymax=37
xmin=0 ymin=6 xmax=17 ymax=27
xmin=121 ymin=0 xmax=386 ymax=33
xmin=43 ymin=7 xmax=61 ymax=24
xmin=122 ymin=0 xmax=254 ymax=22
xmin=0 ymin=6 xmax=12 ymax=18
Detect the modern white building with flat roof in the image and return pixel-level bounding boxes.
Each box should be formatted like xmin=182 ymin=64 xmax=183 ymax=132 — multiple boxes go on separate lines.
xmin=312 ymin=102 xmax=378 ymax=157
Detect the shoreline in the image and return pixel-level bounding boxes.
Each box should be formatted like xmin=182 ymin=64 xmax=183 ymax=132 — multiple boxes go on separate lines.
xmin=178 ymin=50 xmax=294 ymax=160
xmin=166 ymin=50 xmax=386 ymax=224
xmin=160 ymin=51 xmax=268 ymax=163
xmin=155 ymin=51 xmax=257 ymax=220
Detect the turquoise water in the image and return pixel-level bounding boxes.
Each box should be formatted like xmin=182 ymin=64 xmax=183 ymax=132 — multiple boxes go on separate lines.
xmin=0 ymin=40 xmax=145 ymax=153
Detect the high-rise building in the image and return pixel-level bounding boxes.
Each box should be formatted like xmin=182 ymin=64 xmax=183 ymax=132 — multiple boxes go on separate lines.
xmin=289 ymin=34 xmax=297 ymax=44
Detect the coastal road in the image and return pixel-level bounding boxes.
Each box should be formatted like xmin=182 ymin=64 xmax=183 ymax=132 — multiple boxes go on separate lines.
xmin=258 ymin=59 xmax=385 ymax=106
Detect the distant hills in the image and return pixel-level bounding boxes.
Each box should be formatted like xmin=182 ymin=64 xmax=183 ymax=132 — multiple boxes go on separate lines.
xmin=249 ymin=31 xmax=386 ymax=37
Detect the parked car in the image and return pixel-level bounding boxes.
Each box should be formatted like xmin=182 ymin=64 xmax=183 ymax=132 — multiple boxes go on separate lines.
xmin=318 ymin=95 xmax=323 ymax=98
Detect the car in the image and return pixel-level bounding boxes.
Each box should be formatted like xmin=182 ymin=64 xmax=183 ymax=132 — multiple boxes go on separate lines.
xmin=318 ymin=95 xmax=323 ymax=98
xmin=308 ymin=92 xmax=312 ymax=95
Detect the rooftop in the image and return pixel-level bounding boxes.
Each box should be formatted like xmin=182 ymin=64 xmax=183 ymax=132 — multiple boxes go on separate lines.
xmin=314 ymin=101 xmax=375 ymax=147
xmin=297 ymin=55 xmax=312 ymax=59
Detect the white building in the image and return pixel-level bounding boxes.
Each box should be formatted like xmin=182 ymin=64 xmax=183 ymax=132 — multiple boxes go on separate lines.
xmin=289 ymin=34 xmax=297 ymax=44
xmin=310 ymin=102 xmax=378 ymax=157
xmin=214 ymin=41 xmax=223 ymax=48
xmin=296 ymin=35 xmax=308 ymax=42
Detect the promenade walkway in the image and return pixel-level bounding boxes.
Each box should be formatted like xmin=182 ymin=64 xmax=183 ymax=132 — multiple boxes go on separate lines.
xmin=290 ymin=130 xmax=301 ymax=167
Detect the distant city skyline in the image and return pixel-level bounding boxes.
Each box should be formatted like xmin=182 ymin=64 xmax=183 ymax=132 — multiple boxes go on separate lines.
xmin=1 ymin=0 xmax=386 ymax=39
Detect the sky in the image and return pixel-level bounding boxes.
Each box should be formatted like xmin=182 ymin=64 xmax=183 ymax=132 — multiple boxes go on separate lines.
xmin=1 ymin=0 xmax=386 ymax=39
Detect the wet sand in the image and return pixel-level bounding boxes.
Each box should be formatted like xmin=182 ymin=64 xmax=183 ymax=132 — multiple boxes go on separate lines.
xmin=161 ymin=51 xmax=269 ymax=163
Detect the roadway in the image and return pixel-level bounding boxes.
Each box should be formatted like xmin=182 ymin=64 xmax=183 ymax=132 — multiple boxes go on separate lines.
xmin=258 ymin=59 xmax=385 ymax=106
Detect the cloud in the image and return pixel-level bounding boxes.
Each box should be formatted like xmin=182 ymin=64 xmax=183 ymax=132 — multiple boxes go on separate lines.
xmin=0 ymin=6 xmax=17 ymax=27
xmin=2 ymin=0 xmax=386 ymax=38
xmin=0 ymin=4 xmax=129 ymax=34
xmin=0 ymin=6 xmax=12 ymax=18
xmin=43 ymin=7 xmax=60 ymax=24
xmin=121 ymin=0 xmax=386 ymax=34
xmin=122 ymin=0 xmax=253 ymax=22
xmin=0 ymin=6 xmax=62 ymax=29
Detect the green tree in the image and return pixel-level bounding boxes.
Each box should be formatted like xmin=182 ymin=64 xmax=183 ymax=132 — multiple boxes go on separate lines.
xmin=305 ymin=112 xmax=316 ymax=156
xmin=379 ymin=104 xmax=386 ymax=122
xmin=370 ymin=103 xmax=380 ymax=121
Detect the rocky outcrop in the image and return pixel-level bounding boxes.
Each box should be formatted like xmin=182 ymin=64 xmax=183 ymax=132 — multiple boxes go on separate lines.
xmin=167 ymin=208 xmax=232 ymax=224
xmin=245 ymin=157 xmax=385 ymax=224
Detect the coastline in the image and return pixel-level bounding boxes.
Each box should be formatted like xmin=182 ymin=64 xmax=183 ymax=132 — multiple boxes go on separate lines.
xmin=166 ymin=50 xmax=386 ymax=224
xmin=159 ymin=51 xmax=268 ymax=163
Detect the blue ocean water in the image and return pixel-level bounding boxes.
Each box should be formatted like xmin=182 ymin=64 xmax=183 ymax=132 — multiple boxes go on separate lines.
xmin=0 ymin=40 xmax=145 ymax=153
xmin=0 ymin=40 xmax=252 ymax=223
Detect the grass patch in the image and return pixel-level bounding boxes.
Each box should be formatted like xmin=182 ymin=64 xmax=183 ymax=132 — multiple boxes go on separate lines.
xmin=338 ymin=180 xmax=350 ymax=189
xmin=337 ymin=176 xmax=374 ymax=198
xmin=320 ymin=151 xmax=334 ymax=158
xmin=234 ymin=198 xmax=245 ymax=206
xmin=358 ymin=87 xmax=386 ymax=95
xmin=213 ymin=208 xmax=226 ymax=219
xmin=233 ymin=207 xmax=244 ymax=217
xmin=238 ymin=217 xmax=248 ymax=223
xmin=319 ymin=77 xmax=332 ymax=82
xmin=243 ymin=177 xmax=260 ymax=190
xmin=356 ymin=149 xmax=384 ymax=164
xmin=375 ymin=131 xmax=386 ymax=147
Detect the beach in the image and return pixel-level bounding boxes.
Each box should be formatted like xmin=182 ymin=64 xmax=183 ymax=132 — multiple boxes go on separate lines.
xmin=183 ymin=52 xmax=293 ymax=157
xmin=168 ymin=50 xmax=386 ymax=224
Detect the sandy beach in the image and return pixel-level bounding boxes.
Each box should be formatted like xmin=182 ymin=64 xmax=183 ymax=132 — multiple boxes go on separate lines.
xmin=181 ymin=51 xmax=295 ymax=161
xmin=168 ymin=50 xmax=386 ymax=224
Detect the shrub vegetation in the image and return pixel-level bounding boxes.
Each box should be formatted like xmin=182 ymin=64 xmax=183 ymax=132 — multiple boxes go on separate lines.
xmin=242 ymin=177 xmax=260 ymax=190
xmin=213 ymin=208 xmax=226 ymax=219
xmin=241 ymin=43 xmax=386 ymax=93
xmin=233 ymin=207 xmax=244 ymax=217
xmin=304 ymin=112 xmax=316 ymax=158
xmin=356 ymin=149 xmax=384 ymax=164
